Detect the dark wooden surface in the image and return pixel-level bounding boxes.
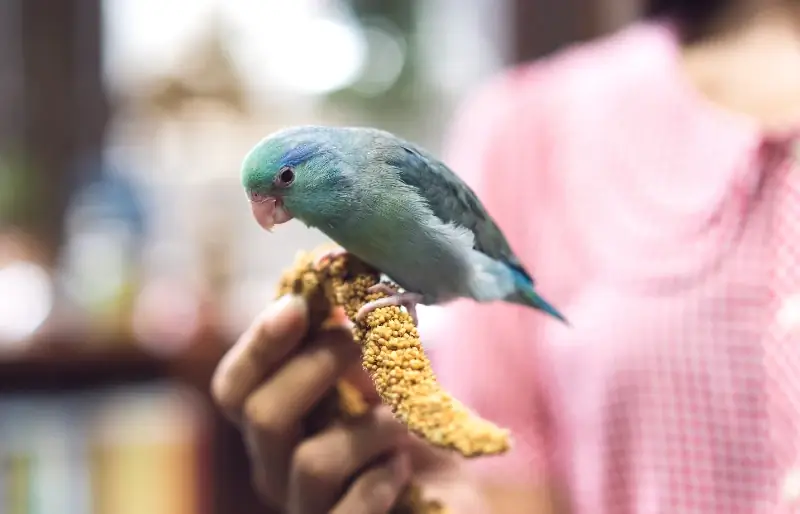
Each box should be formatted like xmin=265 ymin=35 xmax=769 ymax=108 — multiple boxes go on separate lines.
xmin=0 ymin=345 xmax=181 ymax=392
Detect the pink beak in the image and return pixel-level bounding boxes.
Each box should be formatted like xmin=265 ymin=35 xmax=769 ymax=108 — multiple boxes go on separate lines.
xmin=250 ymin=196 xmax=293 ymax=231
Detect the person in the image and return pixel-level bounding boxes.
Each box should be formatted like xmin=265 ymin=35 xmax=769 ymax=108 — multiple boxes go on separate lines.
xmin=211 ymin=0 xmax=800 ymax=512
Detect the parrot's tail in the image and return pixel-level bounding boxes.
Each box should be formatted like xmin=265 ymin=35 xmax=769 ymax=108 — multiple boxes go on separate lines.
xmin=517 ymin=286 xmax=569 ymax=325
xmin=509 ymin=270 xmax=569 ymax=325
xmin=467 ymin=252 xmax=569 ymax=325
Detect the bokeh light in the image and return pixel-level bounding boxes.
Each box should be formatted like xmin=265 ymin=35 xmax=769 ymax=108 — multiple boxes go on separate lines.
xmin=0 ymin=261 xmax=53 ymax=344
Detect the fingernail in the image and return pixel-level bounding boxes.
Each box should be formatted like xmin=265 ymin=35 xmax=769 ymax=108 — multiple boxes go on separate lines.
xmin=391 ymin=453 xmax=411 ymax=483
xmin=255 ymin=295 xmax=307 ymax=335
xmin=268 ymin=294 xmax=306 ymax=318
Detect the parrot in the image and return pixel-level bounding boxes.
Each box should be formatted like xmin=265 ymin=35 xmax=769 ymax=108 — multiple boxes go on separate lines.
xmin=240 ymin=125 xmax=567 ymax=325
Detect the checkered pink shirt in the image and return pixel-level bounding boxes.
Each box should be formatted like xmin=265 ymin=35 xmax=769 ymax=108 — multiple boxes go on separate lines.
xmin=427 ymin=20 xmax=800 ymax=514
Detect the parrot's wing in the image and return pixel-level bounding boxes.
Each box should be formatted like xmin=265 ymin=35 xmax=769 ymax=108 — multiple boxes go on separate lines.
xmin=389 ymin=143 xmax=534 ymax=284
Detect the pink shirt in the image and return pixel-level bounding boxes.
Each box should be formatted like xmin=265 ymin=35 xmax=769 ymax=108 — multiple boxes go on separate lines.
xmin=428 ymin=21 xmax=800 ymax=514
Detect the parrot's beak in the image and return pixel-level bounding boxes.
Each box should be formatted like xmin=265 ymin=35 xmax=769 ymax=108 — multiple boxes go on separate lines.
xmin=250 ymin=196 xmax=293 ymax=232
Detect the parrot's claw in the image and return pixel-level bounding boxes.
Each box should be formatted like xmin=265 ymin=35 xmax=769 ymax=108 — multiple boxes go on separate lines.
xmin=313 ymin=247 xmax=348 ymax=269
xmin=357 ymin=283 xmax=423 ymax=325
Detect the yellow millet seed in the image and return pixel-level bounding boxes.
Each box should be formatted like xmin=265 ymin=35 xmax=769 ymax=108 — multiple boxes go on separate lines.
xmin=275 ymin=248 xmax=511 ymax=458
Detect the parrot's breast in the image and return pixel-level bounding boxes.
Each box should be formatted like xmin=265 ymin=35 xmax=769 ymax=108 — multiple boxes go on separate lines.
xmin=323 ymin=215 xmax=479 ymax=305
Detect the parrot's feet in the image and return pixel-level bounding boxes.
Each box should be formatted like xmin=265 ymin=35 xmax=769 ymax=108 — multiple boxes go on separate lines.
xmin=313 ymin=247 xmax=349 ymax=269
xmin=356 ymin=283 xmax=423 ymax=325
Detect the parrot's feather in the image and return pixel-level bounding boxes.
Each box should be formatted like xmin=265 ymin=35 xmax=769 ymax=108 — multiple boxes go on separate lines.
xmin=385 ymin=142 xmax=534 ymax=284
xmin=510 ymin=269 xmax=568 ymax=324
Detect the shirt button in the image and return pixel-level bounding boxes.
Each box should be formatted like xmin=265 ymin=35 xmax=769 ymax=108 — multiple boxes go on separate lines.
xmin=777 ymin=295 xmax=800 ymax=333
xmin=782 ymin=468 xmax=800 ymax=504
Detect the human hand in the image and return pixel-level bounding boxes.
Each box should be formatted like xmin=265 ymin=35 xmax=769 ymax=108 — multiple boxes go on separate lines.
xmin=211 ymin=295 xmax=414 ymax=514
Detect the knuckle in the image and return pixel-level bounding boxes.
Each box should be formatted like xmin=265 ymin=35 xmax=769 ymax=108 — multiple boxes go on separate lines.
xmin=210 ymin=370 xmax=236 ymax=412
xmin=209 ymin=336 xmax=254 ymax=415
xmin=370 ymin=483 xmax=400 ymax=513
xmin=243 ymin=396 xmax=285 ymax=438
xmin=356 ymin=478 xmax=400 ymax=514
xmin=249 ymin=319 xmax=274 ymax=353
xmin=291 ymin=439 xmax=337 ymax=489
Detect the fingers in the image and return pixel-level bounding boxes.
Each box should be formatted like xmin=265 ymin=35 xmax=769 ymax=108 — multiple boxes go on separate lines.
xmin=211 ymin=293 xmax=412 ymax=514
xmin=286 ymin=406 xmax=410 ymax=514
xmin=329 ymin=453 xmax=412 ymax=514
xmin=242 ymin=329 xmax=360 ymax=507
xmin=243 ymin=325 xmax=359 ymax=434
xmin=211 ymin=295 xmax=309 ymax=422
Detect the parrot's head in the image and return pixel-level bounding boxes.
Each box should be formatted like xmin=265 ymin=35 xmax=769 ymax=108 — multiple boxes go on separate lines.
xmin=240 ymin=126 xmax=349 ymax=231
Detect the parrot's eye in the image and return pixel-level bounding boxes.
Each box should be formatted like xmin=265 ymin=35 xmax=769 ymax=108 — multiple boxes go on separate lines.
xmin=275 ymin=166 xmax=295 ymax=187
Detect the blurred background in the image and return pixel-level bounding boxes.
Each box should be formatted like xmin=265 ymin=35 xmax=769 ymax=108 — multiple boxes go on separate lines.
xmin=0 ymin=0 xmax=639 ymax=513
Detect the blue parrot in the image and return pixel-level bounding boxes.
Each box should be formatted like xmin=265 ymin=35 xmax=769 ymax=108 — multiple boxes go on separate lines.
xmin=240 ymin=125 xmax=567 ymax=325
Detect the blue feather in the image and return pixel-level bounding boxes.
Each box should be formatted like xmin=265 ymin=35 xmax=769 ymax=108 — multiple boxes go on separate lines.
xmin=509 ymin=267 xmax=569 ymax=325
xmin=279 ymin=143 xmax=322 ymax=169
